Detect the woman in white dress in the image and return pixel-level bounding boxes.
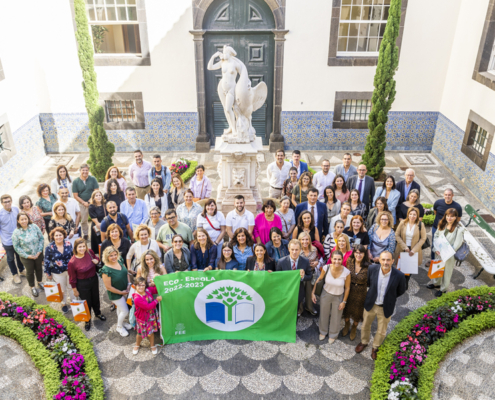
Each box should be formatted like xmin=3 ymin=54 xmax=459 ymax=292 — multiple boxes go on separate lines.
xmin=196 ymin=199 xmax=226 ymax=261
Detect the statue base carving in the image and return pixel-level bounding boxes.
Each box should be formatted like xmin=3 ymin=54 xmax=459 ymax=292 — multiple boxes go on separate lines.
xmin=214 ymin=136 xmax=263 ymax=215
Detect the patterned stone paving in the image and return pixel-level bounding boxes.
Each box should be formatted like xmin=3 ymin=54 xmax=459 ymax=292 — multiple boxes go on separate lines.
xmin=0 ymin=335 xmax=45 ymax=400
xmin=433 ymin=328 xmax=495 ymax=400
xmin=1 ymin=150 xmax=495 ymax=399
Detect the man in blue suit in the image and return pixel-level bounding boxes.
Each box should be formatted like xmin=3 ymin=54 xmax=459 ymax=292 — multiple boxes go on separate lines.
xmin=290 ymin=150 xmax=308 ymax=178
xmin=396 ymin=169 xmax=421 ymax=205
xmin=295 ymin=188 xmax=329 ymax=240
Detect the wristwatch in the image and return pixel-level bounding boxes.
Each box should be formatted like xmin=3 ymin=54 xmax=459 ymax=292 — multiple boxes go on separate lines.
xmin=342 ymin=301 xmax=347 ymax=304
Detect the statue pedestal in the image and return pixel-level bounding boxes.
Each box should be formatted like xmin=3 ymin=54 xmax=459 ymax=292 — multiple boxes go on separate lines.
xmin=214 ymin=136 xmax=263 ymax=215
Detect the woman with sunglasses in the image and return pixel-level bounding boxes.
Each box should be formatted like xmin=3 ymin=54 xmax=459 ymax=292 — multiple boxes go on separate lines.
xmin=164 ymin=234 xmax=191 ymax=273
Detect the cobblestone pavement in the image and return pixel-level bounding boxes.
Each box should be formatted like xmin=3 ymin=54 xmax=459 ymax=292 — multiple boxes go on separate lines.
xmin=433 ymin=328 xmax=495 ymax=400
xmin=0 ymin=335 xmax=45 ymax=400
xmin=1 ymin=150 xmax=495 ymax=399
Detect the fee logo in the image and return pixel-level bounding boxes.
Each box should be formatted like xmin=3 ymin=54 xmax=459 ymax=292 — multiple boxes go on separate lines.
xmin=194 ymin=280 xmax=265 ymax=332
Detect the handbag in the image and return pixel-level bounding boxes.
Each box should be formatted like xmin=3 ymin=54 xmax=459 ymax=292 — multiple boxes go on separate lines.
xmin=419 ymin=222 xmax=431 ymax=250
xmin=71 ymin=299 xmax=91 ymax=322
xmin=454 ymin=242 xmax=470 ymax=262
xmin=314 ymin=265 xmax=327 ymax=297
xmin=44 ymin=282 xmax=63 ymax=302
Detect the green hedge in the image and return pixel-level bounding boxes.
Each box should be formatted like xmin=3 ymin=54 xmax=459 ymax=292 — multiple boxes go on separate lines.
xmin=0 ymin=317 xmax=61 ymax=398
xmin=181 ymin=160 xmax=198 ymax=183
xmin=417 ymin=310 xmax=495 ymax=399
xmin=371 ymin=286 xmax=494 ymax=399
xmin=0 ymin=293 xmax=104 ymax=400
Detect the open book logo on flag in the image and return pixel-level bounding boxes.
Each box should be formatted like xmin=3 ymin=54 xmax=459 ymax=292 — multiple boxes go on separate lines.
xmin=194 ymin=280 xmax=265 ymax=332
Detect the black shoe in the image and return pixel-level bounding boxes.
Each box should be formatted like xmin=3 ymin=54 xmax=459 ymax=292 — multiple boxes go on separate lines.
xmin=0 ymin=276 xmax=4 ymax=282
xmin=85 ymin=320 xmax=91 ymax=331
xmin=62 ymin=305 xmax=69 ymax=313
xmin=31 ymin=287 xmax=39 ymax=297
xmin=305 ymin=307 xmax=318 ymax=316
xmin=426 ymin=284 xmax=440 ymax=289
xmin=110 ymin=304 xmax=116 ymax=312
xmin=96 ymin=314 xmax=106 ymax=321
xmin=435 ymin=290 xmax=445 ymax=297
xmin=38 ymin=282 xmax=44 ymax=290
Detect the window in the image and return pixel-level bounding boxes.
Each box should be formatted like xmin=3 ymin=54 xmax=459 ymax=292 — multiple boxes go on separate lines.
xmin=461 ymin=111 xmax=495 ymax=171
xmin=341 ymin=99 xmax=372 ymax=121
xmin=488 ymin=39 xmax=495 ymax=74
xmin=0 ymin=116 xmax=17 ymax=165
xmin=86 ymin=0 xmax=141 ymax=54
xmin=99 ymin=92 xmax=145 ymax=130
xmin=328 ymin=0 xmax=408 ymax=67
xmin=105 ymin=100 xmax=137 ymax=122
xmin=337 ymin=0 xmax=389 ymax=56
xmin=469 ymin=123 xmax=488 ymax=156
xmin=333 ymin=92 xmax=372 ymax=129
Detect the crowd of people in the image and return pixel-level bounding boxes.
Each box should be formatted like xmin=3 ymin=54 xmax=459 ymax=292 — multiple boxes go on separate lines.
xmin=0 ymin=149 xmax=466 ymax=358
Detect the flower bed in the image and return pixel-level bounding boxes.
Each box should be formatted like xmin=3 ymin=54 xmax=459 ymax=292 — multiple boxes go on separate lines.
xmin=371 ymin=287 xmax=495 ymax=400
xmin=0 ymin=292 xmax=104 ymax=400
xmin=421 ymin=203 xmax=434 ymax=226
xmin=170 ymin=158 xmax=197 ymax=184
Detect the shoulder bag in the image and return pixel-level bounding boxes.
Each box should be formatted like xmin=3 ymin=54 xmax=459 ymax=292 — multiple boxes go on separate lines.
xmin=205 ymin=215 xmax=221 ymax=231
xmin=314 ymin=265 xmax=327 ymax=297
xmin=454 ymin=227 xmax=470 ymax=262
xmin=419 ymin=221 xmax=431 ymax=250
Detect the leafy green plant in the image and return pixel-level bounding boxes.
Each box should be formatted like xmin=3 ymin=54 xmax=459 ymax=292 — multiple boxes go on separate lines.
xmin=371 ymin=286 xmax=494 ymax=399
xmin=91 ymin=25 xmax=108 ymax=53
xmin=0 ymin=292 xmax=104 ymax=400
xmin=179 ymin=160 xmax=198 ymax=184
xmin=421 ymin=203 xmax=435 ymax=226
xmin=362 ymin=0 xmax=402 ymax=179
xmin=49 ymin=338 xmax=78 ymax=364
xmin=73 ymin=0 xmax=115 ymax=182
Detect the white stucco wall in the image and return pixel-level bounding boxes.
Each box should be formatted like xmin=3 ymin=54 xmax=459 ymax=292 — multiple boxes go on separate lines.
xmin=282 ymin=0 xmax=461 ymax=112
xmin=438 ymin=0 xmax=495 ymax=154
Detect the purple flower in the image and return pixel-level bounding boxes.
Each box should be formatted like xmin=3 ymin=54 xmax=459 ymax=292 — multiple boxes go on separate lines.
xmin=16 ymin=307 xmax=24 ymax=313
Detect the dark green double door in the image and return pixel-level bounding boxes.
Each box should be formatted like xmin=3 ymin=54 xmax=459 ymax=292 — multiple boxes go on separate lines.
xmin=204 ymin=33 xmax=274 ymax=145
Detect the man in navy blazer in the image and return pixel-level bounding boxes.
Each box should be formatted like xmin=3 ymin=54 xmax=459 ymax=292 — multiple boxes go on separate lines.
xmin=355 ymin=251 xmax=406 ymax=360
xmin=396 ymin=168 xmax=421 ymax=204
xmin=294 ymin=188 xmax=329 ymax=240
xmin=289 ymin=150 xmax=308 ymax=178
xmin=347 ymin=164 xmax=376 ymax=211
xmin=276 ymin=239 xmax=312 ymax=316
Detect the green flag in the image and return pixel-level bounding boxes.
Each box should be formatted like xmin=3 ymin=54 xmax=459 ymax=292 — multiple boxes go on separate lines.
xmin=154 ymin=270 xmax=300 ymax=344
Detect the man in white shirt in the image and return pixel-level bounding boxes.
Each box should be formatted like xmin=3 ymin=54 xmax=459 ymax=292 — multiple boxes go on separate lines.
xmin=313 ymin=159 xmax=336 ymax=200
xmin=53 ymin=188 xmax=81 ymax=229
xmin=355 ymin=251 xmax=406 ymax=360
xmin=226 ymin=195 xmax=255 ymax=239
xmin=266 ymin=149 xmax=291 ymax=199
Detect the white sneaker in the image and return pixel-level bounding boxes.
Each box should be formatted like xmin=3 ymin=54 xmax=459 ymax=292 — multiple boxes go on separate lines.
xmin=328 ymin=338 xmax=336 ymax=344
xmin=132 ymin=346 xmax=140 ymax=355
xmin=116 ymin=326 xmax=129 ymax=337
xmin=123 ymin=322 xmax=133 ymax=330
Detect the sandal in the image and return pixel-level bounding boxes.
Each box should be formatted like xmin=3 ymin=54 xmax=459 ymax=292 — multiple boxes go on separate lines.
xmin=151 ymin=346 xmax=158 ymax=355
xmin=132 ymin=345 xmax=140 ymax=355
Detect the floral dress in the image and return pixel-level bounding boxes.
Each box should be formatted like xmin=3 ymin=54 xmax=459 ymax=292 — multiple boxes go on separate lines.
xmin=43 ymin=240 xmax=73 ymax=275
xmin=48 ymin=218 xmax=76 ymax=237
xmin=176 ymin=202 xmax=203 ymax=232
xmin=26 ymin=206 xmax=46 ymax=234
xmin=133 ymin=286 xmax=160 ymax=338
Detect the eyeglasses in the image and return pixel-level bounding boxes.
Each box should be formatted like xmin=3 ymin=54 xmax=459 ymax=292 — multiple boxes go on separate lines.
xmin=380 ymin=218 xmax=389 ymax=222
xmin=166 ymin=216 xmax=176 ymax=220
xmin=173 ymin=240 xmax=183 ymax=244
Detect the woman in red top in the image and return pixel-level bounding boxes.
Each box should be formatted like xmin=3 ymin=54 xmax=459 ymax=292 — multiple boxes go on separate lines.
xmin=68 ymin=238 xmax=106 ymax=331
xmin=132 ymin=277 xmax=162 ymax=355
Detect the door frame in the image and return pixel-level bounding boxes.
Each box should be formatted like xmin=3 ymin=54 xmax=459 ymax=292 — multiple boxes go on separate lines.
xmin=190 ymin=0 xmax=288 ymax=152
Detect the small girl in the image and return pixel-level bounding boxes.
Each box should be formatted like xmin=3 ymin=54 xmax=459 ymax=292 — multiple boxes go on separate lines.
xmin=132 ymin=277 xmax=162 ymax=355
xmin=217 ymin=242 xmax=239 ymax=270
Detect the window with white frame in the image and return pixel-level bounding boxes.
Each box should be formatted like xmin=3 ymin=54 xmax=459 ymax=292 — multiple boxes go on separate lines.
xmin=337 ymin=0 xmax=390 ymax=56
xmin=341 ymin=99 xmax=372 ymax=121
xmin=105 ymin=100 xmax=137 ymax=122
xmin=85 ymin=0 xmax=141 ymax=55
xmin=488 ymin=39 xmax=495 ymax=74
xmin=469 ymin=123 xmax=488 ymax=156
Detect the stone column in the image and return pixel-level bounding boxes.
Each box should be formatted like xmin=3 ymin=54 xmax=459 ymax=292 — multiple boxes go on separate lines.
xmin=190 ymin=29 xmax=210 ymax=153
xmin=269 ymin=29 xmax=289 ymax=153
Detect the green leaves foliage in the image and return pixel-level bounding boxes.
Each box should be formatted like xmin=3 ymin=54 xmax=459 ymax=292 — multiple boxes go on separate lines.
xmin=0 ymin=292 xmax=104 ymax=400
xmin=74 ymin=0 xmax=115 ymax=182
xmin=370 ymin=286 xmax=495 ymax=400
xmin=362 ymin=0 xmax=402 ymax=179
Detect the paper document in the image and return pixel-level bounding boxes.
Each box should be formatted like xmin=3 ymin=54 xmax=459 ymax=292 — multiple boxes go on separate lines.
xmin=397 ymin=252 xmax=418 ymax=274
xmin=434 ymin=234 xmax=455 ymax=261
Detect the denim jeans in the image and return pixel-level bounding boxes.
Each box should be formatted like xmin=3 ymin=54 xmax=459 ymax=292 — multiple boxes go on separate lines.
xmin=3 ymin=244 xmax=25 ymax=276
xmin=430 ymin=227 xmax=437 ymax=261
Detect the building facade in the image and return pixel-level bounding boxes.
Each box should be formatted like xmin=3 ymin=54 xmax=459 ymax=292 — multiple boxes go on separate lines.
xmin=0 ymin=0 xmax=495 ymax=211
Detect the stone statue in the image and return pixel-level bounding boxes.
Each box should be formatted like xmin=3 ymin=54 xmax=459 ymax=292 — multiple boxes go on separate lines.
xmin=207 ymin=45 xmax=267 ymax=143
xmin=231 ymin=168 xmax=246 ymax=187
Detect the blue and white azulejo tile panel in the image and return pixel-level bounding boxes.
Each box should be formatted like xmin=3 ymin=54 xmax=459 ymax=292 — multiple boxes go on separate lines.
xmin=40 ymin=112 xmax=199 ymax=153
xmin=432 ymin=113 xmax=495 ymax=215
xmin=281 ymin=111 xmax=438 ymax=151
xmin=0 ymin=115 xmax=45 ymax=196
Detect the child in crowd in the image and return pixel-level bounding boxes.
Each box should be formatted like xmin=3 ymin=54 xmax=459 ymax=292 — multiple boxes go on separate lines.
xmin=132 ymin=277 xmax=162 ymax=355
xmin=217 ymin=242 xmax=239 ymax=270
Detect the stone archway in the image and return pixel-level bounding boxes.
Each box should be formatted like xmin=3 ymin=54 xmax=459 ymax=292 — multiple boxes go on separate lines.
xmin=190 ymin=0 xmax=287 ymax=152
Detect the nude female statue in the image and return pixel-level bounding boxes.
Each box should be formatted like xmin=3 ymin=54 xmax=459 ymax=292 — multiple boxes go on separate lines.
xmin=207 ymin=45 xmax=267 ymax=142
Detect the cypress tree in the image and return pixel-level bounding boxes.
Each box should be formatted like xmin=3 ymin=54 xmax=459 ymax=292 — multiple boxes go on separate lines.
xmin=362 ymin=0 xmax=402 ymax=179
xmin=73 ymin=0 xmax=115 ymax=181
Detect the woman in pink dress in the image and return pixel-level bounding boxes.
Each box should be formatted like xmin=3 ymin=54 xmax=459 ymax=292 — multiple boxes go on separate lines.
xmin=253 ymin=200 xmax=282 ymax=245
xmin=132 ymin=277 xmax=162 ymax=355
